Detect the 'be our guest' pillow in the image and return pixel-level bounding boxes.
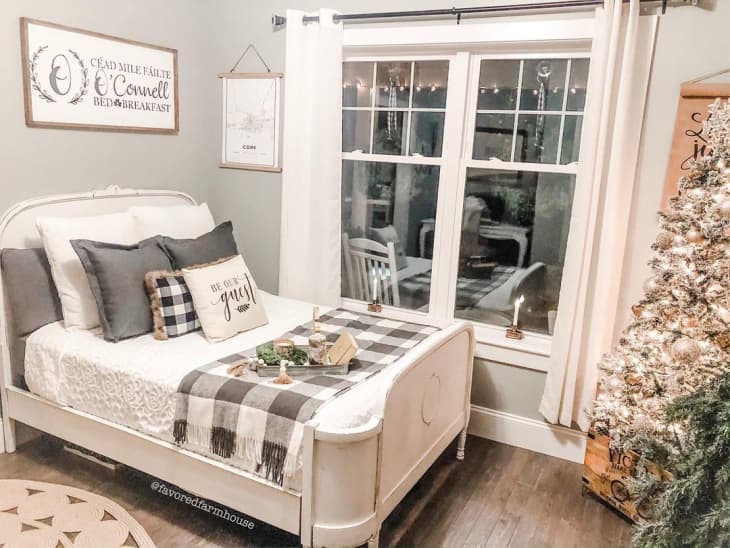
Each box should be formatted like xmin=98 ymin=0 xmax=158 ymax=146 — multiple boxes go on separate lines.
xmin=182 ymin=255 xmax=268 ymax=342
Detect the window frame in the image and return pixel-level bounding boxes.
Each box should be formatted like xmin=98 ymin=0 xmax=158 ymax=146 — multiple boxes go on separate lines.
xmin=340 ymin=18 xmax=597 ymax=372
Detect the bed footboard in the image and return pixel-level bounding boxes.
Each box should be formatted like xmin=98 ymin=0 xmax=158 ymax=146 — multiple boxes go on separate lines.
xmin=303 ymin=323 xmax=474 ymax=548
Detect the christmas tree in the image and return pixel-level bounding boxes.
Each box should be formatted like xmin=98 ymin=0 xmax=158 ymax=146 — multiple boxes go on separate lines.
xmin=591 ymin=99 xmax=730 ymax=451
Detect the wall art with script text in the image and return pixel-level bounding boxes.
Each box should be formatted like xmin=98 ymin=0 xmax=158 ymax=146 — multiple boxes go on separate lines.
xmin=20 ymin=18 xmax=179 ymax=134
xmin=662 ymin=82 xmax=730 ymax=209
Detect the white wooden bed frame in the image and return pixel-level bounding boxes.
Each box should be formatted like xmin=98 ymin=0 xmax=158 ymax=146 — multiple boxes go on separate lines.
xmin=0 ymin=186 xmax=475 ymax=547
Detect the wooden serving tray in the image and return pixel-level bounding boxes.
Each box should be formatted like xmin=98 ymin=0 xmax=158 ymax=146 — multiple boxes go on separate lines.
xmin=253 ymin=345 xmax=350 ymax=377
xmin=255 ymin=362 xmax=349 ymax=377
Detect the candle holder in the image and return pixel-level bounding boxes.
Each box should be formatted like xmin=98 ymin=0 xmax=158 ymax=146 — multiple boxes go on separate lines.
xmin=505 ymin=324 xmax=523 ymax=340
xmin=367 ymin=302 xmax=382 ymax=313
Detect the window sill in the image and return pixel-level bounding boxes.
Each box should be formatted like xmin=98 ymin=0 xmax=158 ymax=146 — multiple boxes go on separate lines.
xmin=473 ymin=323 xmax=552 ymax=373
xmin=342 ymin=298 xmax=552 ymax=373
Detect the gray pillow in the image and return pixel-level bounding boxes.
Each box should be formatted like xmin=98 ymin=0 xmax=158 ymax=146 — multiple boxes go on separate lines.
xmin=1 ymin=248 xmax=62 ymax=336
xmin=71 ymin=238 xmax=172 ymax=342
xmin=158 ymin=221 xmax=238 ymax=269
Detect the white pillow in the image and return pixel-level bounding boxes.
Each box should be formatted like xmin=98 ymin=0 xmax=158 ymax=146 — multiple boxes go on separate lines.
xmin=183 ymin=255 xmax=268 ymax=342
xmin=36 ymin=212 xmax=138 ymax=329
xmin=129 ymin=203 xmax=215 ymax=240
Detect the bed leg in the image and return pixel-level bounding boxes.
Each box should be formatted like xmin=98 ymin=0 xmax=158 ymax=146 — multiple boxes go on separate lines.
xmin=367 ymin=528 xmax=380 ymax=548
xmin=456 ymin=428 xmax=467 ymax=461
xmin=2 ymin=417 xmax=16 ymax=453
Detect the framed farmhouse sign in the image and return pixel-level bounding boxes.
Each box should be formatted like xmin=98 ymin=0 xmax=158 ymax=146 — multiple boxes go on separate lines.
xmin=220 ymin=73 xmax=282 ymax=172
xmin=20 ymin=18 xmax=179 ymax=133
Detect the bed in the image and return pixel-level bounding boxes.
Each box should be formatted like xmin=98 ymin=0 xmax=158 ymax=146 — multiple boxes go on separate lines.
xmin=0 ymin=186 xmax=475 ymax=547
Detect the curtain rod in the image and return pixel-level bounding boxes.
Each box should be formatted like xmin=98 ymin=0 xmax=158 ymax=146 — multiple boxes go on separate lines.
xmin=271 ymin=0 xmax=698 ymax=27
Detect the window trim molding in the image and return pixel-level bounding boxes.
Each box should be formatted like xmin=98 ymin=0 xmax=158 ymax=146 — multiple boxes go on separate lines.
xmin=341 ymin=16 xmax=598 ymax=372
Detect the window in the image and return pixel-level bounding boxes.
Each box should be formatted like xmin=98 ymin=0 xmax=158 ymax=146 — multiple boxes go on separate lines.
xmin=340 ymin=31 xmax=593 ymax=359
xmin=341 ymin=59 xmax=450 ymax=312
xmin=455 ymin=57 xmax=588 ymax=335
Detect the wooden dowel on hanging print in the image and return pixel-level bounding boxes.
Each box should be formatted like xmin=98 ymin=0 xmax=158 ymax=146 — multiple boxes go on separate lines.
xmin=661 ymin=75 xmax=730 ymax=210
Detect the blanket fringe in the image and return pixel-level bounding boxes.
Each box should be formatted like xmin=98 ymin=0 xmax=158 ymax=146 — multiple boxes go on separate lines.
xmin=179 ymin=422 xmax=297 ymax=486
xmin=173 ymin=420 xmax=188 ymax=444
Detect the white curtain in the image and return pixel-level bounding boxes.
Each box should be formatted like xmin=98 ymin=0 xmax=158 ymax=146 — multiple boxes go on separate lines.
xmin=278 ymin=9 xmax=343 ymax=306
xmin=540 ymin=0 xmax=658 ymax=430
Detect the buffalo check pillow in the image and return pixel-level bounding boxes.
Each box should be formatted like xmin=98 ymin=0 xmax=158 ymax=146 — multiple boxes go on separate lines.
xmin=145 ymin=270 xmax=200 ymax=340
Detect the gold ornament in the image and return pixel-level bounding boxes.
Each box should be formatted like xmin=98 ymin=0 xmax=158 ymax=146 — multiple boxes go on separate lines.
xmin=631 ymin=304 xmax=644 ymax=318
xmin=715 ymin=333 xmax=730 ymax=350
xmin=686 ymin=228 xmax=704 ymax=243
xmin=717 ymin=306 xmax=730 ymax=324
xmin=671 ymin=337 xmax=701 ymax=363
xmin=655 ymin=231 xmax=674 ymax=250
xmin=625 ymin=373 xmax=643 ymax=386
xmin=720 ymin=200 xmax=730 ymax=218
xmin=681 ymin=317 xmax=699 ymax=328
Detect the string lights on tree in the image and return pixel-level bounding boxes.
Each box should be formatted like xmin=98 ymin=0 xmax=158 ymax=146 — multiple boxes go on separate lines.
xmin=591 ymin=99 xmax=730 ymax=451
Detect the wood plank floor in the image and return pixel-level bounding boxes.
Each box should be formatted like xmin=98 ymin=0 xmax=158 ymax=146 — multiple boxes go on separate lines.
xmin=0 ymin=434 xmax=632 ymax=547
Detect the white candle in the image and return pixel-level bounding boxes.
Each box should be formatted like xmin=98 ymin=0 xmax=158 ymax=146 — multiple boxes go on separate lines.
xmin=512 ymin=295 xmax=525 ymax=326
xmin=372 ymin=271 xmax=379 ymax=302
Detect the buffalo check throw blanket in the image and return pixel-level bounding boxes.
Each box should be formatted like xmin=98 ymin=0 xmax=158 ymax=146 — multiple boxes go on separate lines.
xmin=173 ymin=309 xmax=439 ymax=487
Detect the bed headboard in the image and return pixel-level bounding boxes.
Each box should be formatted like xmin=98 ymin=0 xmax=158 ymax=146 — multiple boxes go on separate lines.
xmin=0 ymin=185 xmax=197 ymax=389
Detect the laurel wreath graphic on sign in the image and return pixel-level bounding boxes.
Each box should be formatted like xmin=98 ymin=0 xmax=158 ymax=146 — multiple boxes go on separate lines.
xmin=29 ymin=46 xmax=89 ymax=105
xmin=67 ymin=49 xmax=89 ymax=105
xmin=29 ymin=46 xmax=55 ymax=103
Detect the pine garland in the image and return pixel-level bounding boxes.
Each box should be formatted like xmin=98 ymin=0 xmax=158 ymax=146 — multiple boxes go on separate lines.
xmin=630 ymin=370 xmax=730 ymax=548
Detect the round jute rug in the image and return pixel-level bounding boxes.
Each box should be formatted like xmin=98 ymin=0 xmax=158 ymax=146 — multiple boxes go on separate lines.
xmin=0 ymin=479 xmax=155 ymax=547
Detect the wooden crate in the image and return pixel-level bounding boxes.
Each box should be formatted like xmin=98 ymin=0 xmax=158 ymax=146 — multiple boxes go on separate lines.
xmin=581 ymin=429 xmax=661 ymax=523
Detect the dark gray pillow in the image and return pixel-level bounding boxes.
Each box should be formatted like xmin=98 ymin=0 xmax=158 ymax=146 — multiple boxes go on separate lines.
xmin=71 ymin=238 xmax=172 ymax=342
xmin=158 ymin=221 xmax=238 ymax=269
xmin=1 ymin=248 xmax=62 ymax=336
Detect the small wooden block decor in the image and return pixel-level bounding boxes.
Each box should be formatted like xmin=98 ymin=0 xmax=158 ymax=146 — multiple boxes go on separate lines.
xmin=662 ymin=76 xmax=730 ymax=209
xmin=219 ymin=72 xmax=282 ymax=172
xmin=582 ymin=429 xmax=668 ymax=524
xmin=20 ymin=18 xmax=179 ymax=133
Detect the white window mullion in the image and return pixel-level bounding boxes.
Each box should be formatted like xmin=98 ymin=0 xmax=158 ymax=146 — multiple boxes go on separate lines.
xmin=555 ymin=58 xmax=572 ymax=166
xmin=433 ymin=52 xmax=476 ymax=320
xmin=369 ymin=62 xmax=377 ymax=153
xmin=510 ymin=60 xmax=524 ymax=162
xmin=404 ymin=61 xmax=416 ymax=156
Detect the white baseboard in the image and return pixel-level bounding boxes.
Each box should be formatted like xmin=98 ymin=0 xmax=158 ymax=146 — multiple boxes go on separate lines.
xmin=467 ymin=405 xmax=586 ymax=463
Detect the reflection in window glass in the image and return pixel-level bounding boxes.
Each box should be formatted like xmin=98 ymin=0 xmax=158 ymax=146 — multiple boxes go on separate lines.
xmin=341 ymin=161 xmax=440 ymax=312
xmin=413 ymin=61 xmax=449 ymax=108
xmin=516 ymin=114 xmax=561 ymax=164
xmin=376 ymin=62 xmax=411 ymax=108
xmin=342 ymin=111 xmax=371 ymax=153
xmin=454 ymin=168 xmax=575 ymax=335
xmin=342 ymin=62 xmax=374 ymax=108
xmin=561 ymin=115 xmax=583 ymax=164
xmin=477 ymin=60 xmax=520 ymax=110
xmin=567 ymin=59 xmax=590 ymax=111
xmin=373 ymin=111 xmax=407 ymax=155
xmin=410 ymin=112 xmax=445 ymax=157
xmin=520 ymin=59 xmax=567 ymax=111
xmin=473 ymin=114 xmax=515 ymax=161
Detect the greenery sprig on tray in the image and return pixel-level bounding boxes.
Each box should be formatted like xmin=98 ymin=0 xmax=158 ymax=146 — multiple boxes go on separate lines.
xmin=256 ymin=342 xmax=308 ymax=366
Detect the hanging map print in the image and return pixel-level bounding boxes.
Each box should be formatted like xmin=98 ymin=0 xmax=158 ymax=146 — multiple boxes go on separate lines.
xmin=20 ymin=18 xmax=178 ymax=133
xmin=220 ymin=73 xmax=282 ymax=172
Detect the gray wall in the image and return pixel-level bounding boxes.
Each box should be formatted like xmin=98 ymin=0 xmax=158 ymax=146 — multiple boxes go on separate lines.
xmin=2 ymin=1 xmax=729 ymax=426
xmin=0 ymin=0 xmax=220 ymax=211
